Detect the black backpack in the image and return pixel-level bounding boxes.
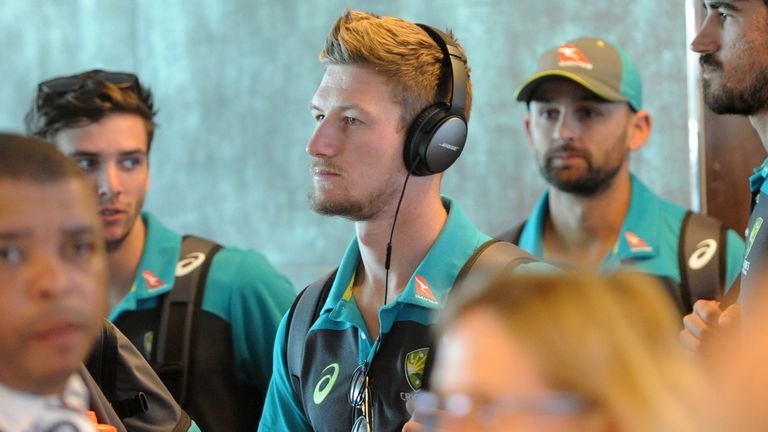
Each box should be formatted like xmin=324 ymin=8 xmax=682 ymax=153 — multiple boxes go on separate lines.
xmin=85 ymin=235 xmax=221 ymax=430
xmin=497 ymin=210 xmax=729 ymax=312
xmin=86 ymin=320 xmax=192 ymax=432
xmin=283 ymin=239 xmax=537 ymax=412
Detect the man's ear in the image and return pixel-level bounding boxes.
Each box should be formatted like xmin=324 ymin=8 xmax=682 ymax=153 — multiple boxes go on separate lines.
xmin=627 ymin=109 xmax=652 ymax=152
xmin=524 ymin=114 xmax=534 ymax=149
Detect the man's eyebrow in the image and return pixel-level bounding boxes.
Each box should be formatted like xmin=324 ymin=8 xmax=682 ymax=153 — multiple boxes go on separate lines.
xmin=0 ymin=231 xmax=28 ymax=241
xmin=0 ymin=226 xmax=97 ymax=241
xmin=704 ymin=1 xmax=742 ymax=11
xmin=308 ymin=103 xmax=372 ymax=116
xmin=70 ymin=150 xmax=146 ymax=158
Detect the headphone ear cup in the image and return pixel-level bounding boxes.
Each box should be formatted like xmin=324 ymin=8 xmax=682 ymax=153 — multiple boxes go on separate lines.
xmin=404 ymin=105 xmax=444 ymax=176
xmin=404 ymin=105 xmax=467 ymax=176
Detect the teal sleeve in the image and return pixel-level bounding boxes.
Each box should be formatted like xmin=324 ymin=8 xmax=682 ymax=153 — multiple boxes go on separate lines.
xmin=188 ymin=420 xmax=202 ymax=431
xmin=202 ymin=247 xmax=296 ymax=393
xmin=258 ymin=312 xmax=313 ymax=432
xmin=724 ymin=228 xmax=746 ymax=292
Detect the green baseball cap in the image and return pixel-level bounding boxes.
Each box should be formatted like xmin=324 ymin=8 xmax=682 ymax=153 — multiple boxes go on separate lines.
xmin=515 ymin=37 xmax=643 ymax=111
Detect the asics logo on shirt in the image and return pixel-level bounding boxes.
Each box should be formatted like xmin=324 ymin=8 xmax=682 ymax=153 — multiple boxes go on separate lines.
xmin=313 ymin=363 xmax=340 ymax=405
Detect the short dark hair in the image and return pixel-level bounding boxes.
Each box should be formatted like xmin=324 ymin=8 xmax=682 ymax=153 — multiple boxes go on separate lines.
xmin=25 ymin=69 xmax=157 ymax=151
xmin=0 ymin=133 xmax=89 ymax=184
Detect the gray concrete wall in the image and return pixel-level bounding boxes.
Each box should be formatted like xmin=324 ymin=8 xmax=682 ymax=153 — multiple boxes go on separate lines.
xmin=0 ymin=1 xmax=689 ymax=288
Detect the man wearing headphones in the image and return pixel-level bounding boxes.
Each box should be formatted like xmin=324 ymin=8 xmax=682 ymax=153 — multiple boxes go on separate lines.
xmin=259 ymin=10 xmax=541 ymax=432
xmin=499 ymin=37 xmax=744 ymax=313
xmin=25 ymin=70 xmax=296 ymax=432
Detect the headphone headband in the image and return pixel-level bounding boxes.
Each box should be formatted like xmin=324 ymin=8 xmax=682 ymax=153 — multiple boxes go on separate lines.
xmin=403 ymin=24 xmax=469 ymax=176
xmin=414 ymin=24 xmax=467 ymax=116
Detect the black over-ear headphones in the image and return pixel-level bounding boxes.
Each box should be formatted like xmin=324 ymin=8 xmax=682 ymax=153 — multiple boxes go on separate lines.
xmin=403 ymin=24 xmax=469 ymax=176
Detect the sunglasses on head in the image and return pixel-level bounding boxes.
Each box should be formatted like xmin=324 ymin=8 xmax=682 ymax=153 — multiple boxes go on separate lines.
xmin=36 ymin=70 xmax=140 ymax=111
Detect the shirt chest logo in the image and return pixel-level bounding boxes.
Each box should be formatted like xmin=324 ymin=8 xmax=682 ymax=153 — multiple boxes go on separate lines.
xmin=404 ymin=348 xmax=430 ymax=392
xmin=624 ymin=231 xmax=652 ymax=253
xmin=142 ymin=270 xmax=166 ymax=291
xmin=313 ymin=363 xmax=340 ymax=405
xmin=414 ymin=275 xmax=438 ymax=305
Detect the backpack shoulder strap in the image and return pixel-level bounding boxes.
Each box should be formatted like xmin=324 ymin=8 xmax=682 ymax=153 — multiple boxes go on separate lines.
xmin=455 ymin=239 xmax=538 ymax=290
xmin=284 ymin=268 xmax=338 ymax=414
xmin=679 ymin=211 xmax=726 ymax=311
xmin=80 ymin=365 xmax=129 ymax=432
xmin=422 ymin=239 xmax=537 ymax=391
xmin=495 ymin=220 xmax=528 ymax=245
xmin=155 ymin=235 xmax=223 ymax=406
xmin=85 ymin=320 xmax=120 ymax=402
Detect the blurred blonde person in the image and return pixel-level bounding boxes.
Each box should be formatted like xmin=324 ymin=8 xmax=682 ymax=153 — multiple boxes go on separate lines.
xmin=413 ymin=272 xmax=713 ymax=432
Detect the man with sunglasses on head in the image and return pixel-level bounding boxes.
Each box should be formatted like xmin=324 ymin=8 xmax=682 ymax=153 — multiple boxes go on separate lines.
xmin=259 ymin=10 xmax=542 ymax=432
xmin=26 ymin=69 xmax=296 ymax=432
xmin=498 ymin=37 xmax=744 ymax=314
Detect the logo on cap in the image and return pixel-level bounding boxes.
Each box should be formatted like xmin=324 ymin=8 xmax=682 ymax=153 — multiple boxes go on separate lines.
xmin=558 ymin=44 xmax=593 ymax=70
xmin=624 ymin=231 xmax=652 ymax=253
xmin=414 ymin=275 xmax=438 ymax=305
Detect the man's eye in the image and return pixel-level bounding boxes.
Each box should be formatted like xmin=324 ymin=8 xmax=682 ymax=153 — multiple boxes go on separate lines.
xmin=120 ymin=157 xmax=143 ymax=170
xmin=540 ymin=110 xmax=558 ymax=120
xmin=76 ymin=159 xmax=98 ymax=171
xmin=0 ymin=246 xmax=23 ymax=265
xmin=345 ymin=117 xmax=361 ymax=125
xmin=65 ymin=239 xmax=97 ymax=260
xmin=314 ymin=114 xmax=325 ymax=122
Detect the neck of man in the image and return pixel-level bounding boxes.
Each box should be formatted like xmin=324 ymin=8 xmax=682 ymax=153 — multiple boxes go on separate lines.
xmin=107 ymin=217 xmax=147 ymax=311
xmin=352 ymin=178 xmax=446 ymax=338
xmin=749 ymin=110 xmax=768 ymax=152
xmin=544 ymin=166 xmax=632 ymax=269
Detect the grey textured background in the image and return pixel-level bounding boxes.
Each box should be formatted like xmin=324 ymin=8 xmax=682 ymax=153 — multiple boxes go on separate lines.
xmin=0 ymin=1 xmax=689 ymax=289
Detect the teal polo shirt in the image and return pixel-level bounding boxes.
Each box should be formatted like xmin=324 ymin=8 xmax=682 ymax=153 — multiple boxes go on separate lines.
xmin=518 ymin=175 xmax=744 ymax=288
xmin=260 ymin=197 xmax=542 ymax=431
xmin=108 ymin=212 xmax=295 ymax=430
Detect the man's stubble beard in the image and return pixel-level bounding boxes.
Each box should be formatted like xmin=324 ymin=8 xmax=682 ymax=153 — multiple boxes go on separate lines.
xmin=308 ymin=178 xmax=400 ymax=222
xmin=540 ymin=145 xmax=625 ymax=197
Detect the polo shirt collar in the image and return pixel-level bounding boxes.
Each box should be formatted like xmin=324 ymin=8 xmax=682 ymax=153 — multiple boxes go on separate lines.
xmin=519 ymin=175 xmax=659 ymax=266
xmin=614 ymin=175 xmax=660 ymax=262
xmin=518 ymin=193 xmax=548 ymax=257
xmin=132 ymin=212 xmax=180 ymax=298
xmin=109 ymin=212 xmax=180 ymax=320
xmin=750 ymin=157 xmax=768 ymax=194
xmin=320 ymin=197 xmax=488 ymax=315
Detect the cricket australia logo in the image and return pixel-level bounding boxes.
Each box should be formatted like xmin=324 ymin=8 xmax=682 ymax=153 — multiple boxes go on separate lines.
xmin=404 ymin=348 xmax=430 ymax=391
xmin=313 ymin=363 xmax=339 ymax=405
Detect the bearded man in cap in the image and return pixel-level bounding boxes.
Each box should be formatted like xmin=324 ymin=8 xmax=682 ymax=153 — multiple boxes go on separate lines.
xmin=498 ymin=37 xmax=744 ymax=313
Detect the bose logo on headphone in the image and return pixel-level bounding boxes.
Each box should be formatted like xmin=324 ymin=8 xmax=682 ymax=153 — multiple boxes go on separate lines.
xmin=403 ymin=24 xmax=469 ymax=176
